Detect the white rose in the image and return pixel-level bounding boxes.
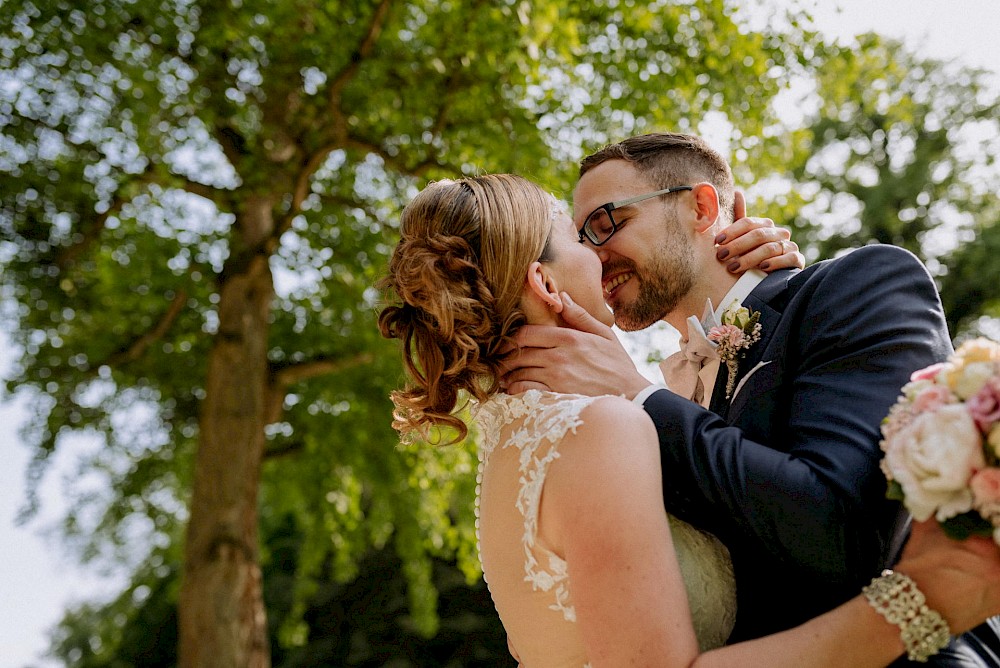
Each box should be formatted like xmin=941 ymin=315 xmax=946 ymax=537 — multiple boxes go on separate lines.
xmin=883 ymin=404 xmax=985 ymax=521
xmin=954 ymin=361 xmax=996 ymax=400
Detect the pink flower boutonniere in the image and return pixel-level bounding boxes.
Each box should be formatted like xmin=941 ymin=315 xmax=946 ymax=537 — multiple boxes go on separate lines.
xmin=707 ymin=302 xmax=762 ymax=400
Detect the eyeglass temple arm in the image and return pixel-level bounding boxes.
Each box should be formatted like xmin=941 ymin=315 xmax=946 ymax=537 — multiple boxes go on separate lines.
xmin=609 ymin=185 xmax=693 ymax=210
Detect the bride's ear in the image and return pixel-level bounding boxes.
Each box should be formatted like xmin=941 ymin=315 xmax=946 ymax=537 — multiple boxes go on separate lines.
xmin=525 ymin=261 xmax=564 ymax=313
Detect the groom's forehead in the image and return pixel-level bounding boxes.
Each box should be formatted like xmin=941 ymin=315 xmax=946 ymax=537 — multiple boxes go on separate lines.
xmin=572 ymin=162 xmax=647 ymax=214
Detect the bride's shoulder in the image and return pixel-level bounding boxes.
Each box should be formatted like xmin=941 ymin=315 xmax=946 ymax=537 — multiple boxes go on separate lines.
xmin=578 ymin=393 xmax=647 ymax=419
xmin=576 ymin=394 xmax=654 ymax=436
xmin=541 ymin=394 xmax=663 ymax=550
xmin=530 ymin=392 xmax=652 ymax=441
xmin=556 ymin=395 xmax=659 ymax=468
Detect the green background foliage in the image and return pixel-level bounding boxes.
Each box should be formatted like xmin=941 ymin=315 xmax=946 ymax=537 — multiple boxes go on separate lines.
xmin=1 ymin=0 xmax=998 ymax=664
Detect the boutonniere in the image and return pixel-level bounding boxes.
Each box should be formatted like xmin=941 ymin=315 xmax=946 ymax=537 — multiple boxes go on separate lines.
xmin=707 ymin=302 xmax=762 ymax=399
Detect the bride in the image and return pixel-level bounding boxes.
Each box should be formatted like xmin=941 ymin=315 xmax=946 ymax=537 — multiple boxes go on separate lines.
xmin=378 ymin=174 xmax=1000 ymax=666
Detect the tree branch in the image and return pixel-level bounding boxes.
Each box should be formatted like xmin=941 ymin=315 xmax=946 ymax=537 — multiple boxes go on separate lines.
xmin=327 ymin=193 xmax=381 ymax=221
xmin=214 ymin=124 xmax=250 ymax=175
xmin=92 ymin=289 xmax=189 ymax=370
xmin=263 ymin=440 xmax=305 ymax=460
xmin=342 ymin=66 xmax=463 ymax=178
xmin=52 ymin=202 xmax=121 ymax=272
xmin=270 ymin=143 xmax=341 ymax=243
xmin=274 ymin=0 xmax=402 ymax=243
xmin=329 ymin=0 xmax=393 ymax=143
xmin=265 ymin=352 xmax=375 ymax=425
xmin=272 ymin=352 xmax=375 ymax=387
xmin=181 ymin=177 xmax=226 ymax=204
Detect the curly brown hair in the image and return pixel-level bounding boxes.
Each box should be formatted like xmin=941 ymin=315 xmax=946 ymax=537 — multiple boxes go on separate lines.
xmin=378 ymin=174 xmax=554 ymax=444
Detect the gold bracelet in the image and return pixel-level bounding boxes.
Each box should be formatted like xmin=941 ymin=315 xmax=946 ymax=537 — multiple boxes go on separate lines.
xmin=862 ymin=569 xmax=952 ymax=663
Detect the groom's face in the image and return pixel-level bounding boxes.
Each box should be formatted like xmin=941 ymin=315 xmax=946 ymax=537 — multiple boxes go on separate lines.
xmin=573 ymin=159 xmax=697 ymax=332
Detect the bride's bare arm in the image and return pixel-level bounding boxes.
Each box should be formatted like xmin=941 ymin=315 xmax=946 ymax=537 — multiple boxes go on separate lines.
xmin=542 ymin=397 xmax=1000 ymax=667
xmin=693 ymin=521 xmax=1000 ymax=668
xmin=543 ymin=397 xmax=701 ymax=665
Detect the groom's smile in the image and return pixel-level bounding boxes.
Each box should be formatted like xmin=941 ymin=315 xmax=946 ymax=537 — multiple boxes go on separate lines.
xmin=602 ymin=269 xmax=634 ymax=301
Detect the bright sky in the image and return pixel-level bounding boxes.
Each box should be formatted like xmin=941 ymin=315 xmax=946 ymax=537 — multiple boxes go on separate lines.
xmin=2 ymin=2 xmax=999 ymax=666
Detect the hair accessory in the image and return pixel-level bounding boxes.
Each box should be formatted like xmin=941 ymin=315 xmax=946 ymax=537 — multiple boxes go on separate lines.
xmin=549 ymin=196 xmax=569 ymax=223
xmin=862 ymin=569 xmax=951 ymax=662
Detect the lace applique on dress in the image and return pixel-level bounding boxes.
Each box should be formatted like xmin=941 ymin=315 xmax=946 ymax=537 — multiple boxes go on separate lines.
xmin=475 ymin=390 xmax=736 ymax=662
xmin=475 ymin=390 xmax=599 ymax=622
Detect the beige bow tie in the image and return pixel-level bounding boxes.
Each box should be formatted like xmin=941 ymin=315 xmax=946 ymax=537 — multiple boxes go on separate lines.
xmin=659 ymin=301 xmax=719 ymax=404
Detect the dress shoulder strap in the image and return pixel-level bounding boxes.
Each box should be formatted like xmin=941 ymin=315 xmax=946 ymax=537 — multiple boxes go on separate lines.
xmin=475 ymin=390 xmax=602 ymax=622
xmin=475 ymin=390 xmax=599 ymax=463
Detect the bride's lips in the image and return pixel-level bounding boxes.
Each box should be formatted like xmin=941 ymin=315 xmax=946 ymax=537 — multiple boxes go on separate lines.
xmin=603 ymin=271 xmax=634 ymax=300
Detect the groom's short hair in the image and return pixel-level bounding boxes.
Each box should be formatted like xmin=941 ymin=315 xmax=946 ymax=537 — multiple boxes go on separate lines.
xmin=580 ymin=132 xmax=736 ymax=225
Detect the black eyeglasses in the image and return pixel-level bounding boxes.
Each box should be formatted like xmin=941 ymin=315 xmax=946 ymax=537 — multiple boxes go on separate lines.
xmin=577 ymin=185 xmax=693 ymax=246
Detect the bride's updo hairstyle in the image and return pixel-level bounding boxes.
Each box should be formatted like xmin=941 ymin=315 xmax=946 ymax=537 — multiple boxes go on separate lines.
xmin=378 ymin=174 xmax=554 ymax=443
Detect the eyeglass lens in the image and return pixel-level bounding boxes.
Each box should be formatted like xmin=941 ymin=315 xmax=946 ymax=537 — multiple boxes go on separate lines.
xmin=585 ymin=208 xmax=615 ymax=243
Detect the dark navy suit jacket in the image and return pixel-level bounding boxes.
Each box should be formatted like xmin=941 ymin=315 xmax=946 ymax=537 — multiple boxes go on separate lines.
xmin=641 ymin=244 xmax=999 ymax=665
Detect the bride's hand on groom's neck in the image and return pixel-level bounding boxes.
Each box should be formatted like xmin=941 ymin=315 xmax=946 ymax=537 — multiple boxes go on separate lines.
xmin=718 ymin=190 xmax=804 ymax=274
xmin=501 ymin=293 xmax=651 ymax=399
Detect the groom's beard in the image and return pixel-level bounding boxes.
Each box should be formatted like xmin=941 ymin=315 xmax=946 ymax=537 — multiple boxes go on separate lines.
xmin=610 ymin=236 xmax=696 ymax=332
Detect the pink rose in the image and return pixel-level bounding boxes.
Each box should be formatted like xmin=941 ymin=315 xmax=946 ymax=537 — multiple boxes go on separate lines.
xmin=971 ymin=468 xmax=1000 ymax=507
xmin=911 ymin=363 xmax=948 ymax=383
xmin=968 ymin=378 xmax=1000 ymax=432
xmin=880 ymin=400 xmax=917 ymax=445
xmin=910 ymin=384 xmax=953 ymax=414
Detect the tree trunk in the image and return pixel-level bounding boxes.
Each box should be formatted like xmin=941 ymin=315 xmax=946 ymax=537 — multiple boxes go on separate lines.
xmin=178 ymin=197 xmax=275 ymax=667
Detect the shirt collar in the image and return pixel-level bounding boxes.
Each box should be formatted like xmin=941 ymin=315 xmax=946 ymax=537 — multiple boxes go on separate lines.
xmin=712 ymin=269 xmax=766 ymax=321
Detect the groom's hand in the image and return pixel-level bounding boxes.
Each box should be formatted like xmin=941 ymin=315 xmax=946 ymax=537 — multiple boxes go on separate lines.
xmin=502 ymin=292 xmax=652 ymax=399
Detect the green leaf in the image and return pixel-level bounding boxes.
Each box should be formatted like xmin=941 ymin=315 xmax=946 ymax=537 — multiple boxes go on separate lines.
xmin=940 ymin=512 xmax=995 ymax=542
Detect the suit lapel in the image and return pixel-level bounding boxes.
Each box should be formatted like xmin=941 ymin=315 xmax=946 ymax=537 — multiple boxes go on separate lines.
xmin=715 ymin=270 xmax=791 ymax=421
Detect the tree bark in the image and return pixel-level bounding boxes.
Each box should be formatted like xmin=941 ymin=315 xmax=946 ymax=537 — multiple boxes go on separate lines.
xmin=178 ymin=196 xmax=274 ymax=668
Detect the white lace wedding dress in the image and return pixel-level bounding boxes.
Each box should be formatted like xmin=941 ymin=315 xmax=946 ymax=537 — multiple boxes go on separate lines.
xmin=474 ymin=390 xmax=736 ymax=667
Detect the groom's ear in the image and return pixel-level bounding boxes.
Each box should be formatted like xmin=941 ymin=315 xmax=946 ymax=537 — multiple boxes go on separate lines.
xmin=690 ymin=182 xmax=721 ymax=233
xmin=525 ymin=261 xmax=564 ymax=313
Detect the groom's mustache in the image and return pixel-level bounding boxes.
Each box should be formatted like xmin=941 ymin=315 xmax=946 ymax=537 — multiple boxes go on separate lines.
xmin=602 ymin=259 xmax=638 ymax=282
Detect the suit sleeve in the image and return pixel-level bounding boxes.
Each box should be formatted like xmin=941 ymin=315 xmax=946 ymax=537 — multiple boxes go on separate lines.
xmin=644 ymin=245 xmax=952 ymax=584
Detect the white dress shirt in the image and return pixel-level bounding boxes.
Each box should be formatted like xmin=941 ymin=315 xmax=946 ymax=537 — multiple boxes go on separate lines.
xmin=634 ymin=269 xmax=766 ymax=408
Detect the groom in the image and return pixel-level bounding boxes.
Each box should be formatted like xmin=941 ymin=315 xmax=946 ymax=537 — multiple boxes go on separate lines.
xmin=506 ymin=132 xmax=999 ymax=664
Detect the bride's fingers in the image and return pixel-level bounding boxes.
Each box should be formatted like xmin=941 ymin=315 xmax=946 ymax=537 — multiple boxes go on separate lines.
xmin=733 ymin=190 xmax=748 ymax=221
xmin=757 ymin=242 xmax=803 ymax=272
xmin=558 ymin=292 xmax=616 ymax=339
xmin=717 ymin=223 xmax=784 ymax=260
xmin=716 ymin=227 xmax=805 ymax=273
xmin=721 ymin=214 xmax=778 ymax=244
xmin=722 ymin=239 xmax=802 ymax=274
xmin=504 ymin=378 xmax=552 ymax=394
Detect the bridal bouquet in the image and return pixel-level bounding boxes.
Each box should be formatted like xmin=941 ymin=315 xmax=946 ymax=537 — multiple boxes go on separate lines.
xmin=879 ymin=338 xmax=1000 ymax=545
